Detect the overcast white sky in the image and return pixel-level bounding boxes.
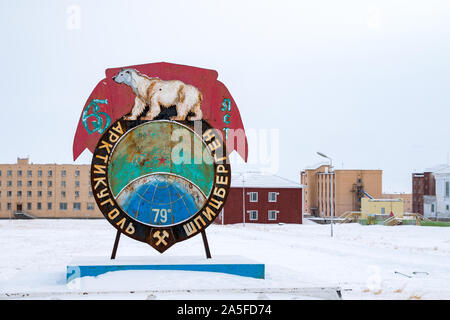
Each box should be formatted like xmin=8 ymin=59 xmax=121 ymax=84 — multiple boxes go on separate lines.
xmin=0 ymin=0 xmax=449 ymax=193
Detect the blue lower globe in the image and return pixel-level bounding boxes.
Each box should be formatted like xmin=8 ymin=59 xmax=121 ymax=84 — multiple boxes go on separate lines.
xmin=116 ymin=173 xmax=207 ymax=226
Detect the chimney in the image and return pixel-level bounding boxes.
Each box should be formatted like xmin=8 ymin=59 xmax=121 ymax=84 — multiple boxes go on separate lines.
xmin=17 ymin=157 xmax=29 ymax=165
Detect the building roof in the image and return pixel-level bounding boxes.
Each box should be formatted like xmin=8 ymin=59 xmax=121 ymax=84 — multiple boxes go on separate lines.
xmin=231 ymin=172 xmax=305 ymax=189
xmin=433 ymin=165 xmax=450 ymax=175
xmin=302 ymin=162 xmax=330 ymax=171
xmin=302 ymin=163 xmax=381 ymax=173
xmin=424 ymin=164 xmax=450 ymax=173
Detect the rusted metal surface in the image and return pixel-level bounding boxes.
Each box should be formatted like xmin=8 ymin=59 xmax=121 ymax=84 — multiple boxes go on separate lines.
xmin=108 ymin=121 xmax=214 ymax=198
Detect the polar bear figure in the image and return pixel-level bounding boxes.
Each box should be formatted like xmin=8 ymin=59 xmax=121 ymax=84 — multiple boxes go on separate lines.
xmin=113 ymin=68 xmax=203 ymax=121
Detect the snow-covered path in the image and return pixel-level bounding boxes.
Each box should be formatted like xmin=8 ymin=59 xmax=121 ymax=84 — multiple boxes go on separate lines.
xmin=0 ymin=219 xmax=449 ymax=299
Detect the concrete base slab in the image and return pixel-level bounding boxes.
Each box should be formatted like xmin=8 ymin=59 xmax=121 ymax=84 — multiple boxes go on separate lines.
xmin=2 ymin=287 xmax=342 ymax=300
xmin=67 ymin=255 xmax=265 ymax=282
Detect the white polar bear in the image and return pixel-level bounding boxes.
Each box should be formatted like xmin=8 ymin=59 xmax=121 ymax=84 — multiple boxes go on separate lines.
xmin=113 ymin=68 xmax=203 ymax=121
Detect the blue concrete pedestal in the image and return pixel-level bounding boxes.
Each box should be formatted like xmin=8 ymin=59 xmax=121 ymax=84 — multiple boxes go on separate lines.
xmin=67 ymin=256 xmax=265 ymax=283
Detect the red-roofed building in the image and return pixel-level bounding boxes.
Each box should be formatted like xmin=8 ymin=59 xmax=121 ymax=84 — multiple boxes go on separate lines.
xmin=215 ymin=173 xmax=305 ymax=225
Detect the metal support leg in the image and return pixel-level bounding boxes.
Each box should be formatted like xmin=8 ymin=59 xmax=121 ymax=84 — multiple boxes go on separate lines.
xmin=201 ymin=230 xmax=212 ymax=259
xmin=111 ymin=230 xmax=121 ymax=260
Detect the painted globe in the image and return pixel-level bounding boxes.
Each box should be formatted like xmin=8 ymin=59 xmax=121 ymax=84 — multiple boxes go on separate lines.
xmin=108 ymin=121 xmax=214 ymax=227
xmin=116 ymin=173 xmax=206 ymax=226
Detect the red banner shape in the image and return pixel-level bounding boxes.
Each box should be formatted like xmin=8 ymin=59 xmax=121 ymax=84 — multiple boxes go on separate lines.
xmin=72 ymin=79 xmax=110 ymax=161
xmin=73 ymin=62 xmax=248 ymax=162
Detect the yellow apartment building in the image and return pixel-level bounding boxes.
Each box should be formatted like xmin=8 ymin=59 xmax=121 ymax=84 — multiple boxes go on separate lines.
xmin=360 ymin=198 xmax=404 ymax=219
xmin=301 ymin=164 xmax=382 ymax=217
xmin=0 ymin=158 xmax=102 ymax=218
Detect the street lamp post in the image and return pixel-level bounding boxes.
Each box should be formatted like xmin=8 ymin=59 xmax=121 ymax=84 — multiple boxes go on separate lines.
xmin=317 ymin=152 xmax=334 ymax=237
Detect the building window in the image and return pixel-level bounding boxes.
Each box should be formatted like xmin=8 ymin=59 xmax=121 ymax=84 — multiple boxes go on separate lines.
xmin=75 ymin=170 xmax=80 ymax=177
xmin=48 ymin=181 xmax=52 ymax=187
xmin=27 ymin=181 xmax=32 ymax=187
xmin=381 ymin=207 xmax=385 ymax=214
xmin=75 ymin=191 xmax=80 ymax=198
xmin=7 ymin=203 xmax=11 ymax=210
xmin=27 ymin=191 xmax=32 ymax=197
xmin=446 ymin=182 xmax=450 ymax=197
xmin=73 ymin=202 xmax=81 ymax=211
xmin=0 ymin=170 xmax=1 ymax=176
xmin=7 ymin=181 xmax=12 ymax=187
xmin=268 ymin=192 xmax=278 ymax=202
xmin=38 ymin=191 xmax=42 ymax=197
xmin=37 ymin=203 xmax=42 ymax=210
xmin=48 ymin=203 xmax=52 ymax=210
xmin=89 ymin=191 xmax=93 ymax=197
xmin=48 ymin=170 xmax=53 ymax=177
xmin=61 ymin=191 xmax=66 ymax=198
xmin=38 ymin=170 xmax=42 ymax=177
xmin=7 ymin=170 xmax=12 ymax=177
xmin=17 ymin=191 xmax=22 ymax=197
xmin=248 ymin=210 xmax=258 ymax=221
xmin=17 ymin=170 xmax=22 ymax=177
xmin=60 ymin=203 xmax=67 ymax=210
xmin=48 ymin=191 xmax=52 ymax=197
xmin=446 ymin=205 xmax=449 ymax=212
xmin=17 ymin=181 xmax=22 ymax=187
xmin=27 ymin=170 xmax=32 ymax=177
xmin=431 ymin=204 xmax=435 ymax=212
xmin=7 ymin=191 xmax=11 ymax=197
xmin=61 ymin=170 xmax=66 ymax=177
xmin=87 ymin=203 xmax=95 ymax=210
xmin=38 ymin=181 xmax=42 ymax=187
xmin=249 ymin=192 xmax=258 ymax=202
xmin=61 ymin=181 xmax=66 ymax=188
xmin=27 ymin=203 xmax=32 ymax=210
xmin=75 ymin=181 xmax=80 ymax=188
xmin=0 ymin=181 xmax=1 ymax=187
xmin=268 ymin=210 xmax=278 ymax=221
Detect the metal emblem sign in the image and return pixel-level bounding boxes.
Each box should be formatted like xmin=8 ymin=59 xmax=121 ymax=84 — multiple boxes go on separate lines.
xmin=91 ymin=119 xmax=230 ymax=252
xmin=73 ymin=62 xmax=245 ymax=253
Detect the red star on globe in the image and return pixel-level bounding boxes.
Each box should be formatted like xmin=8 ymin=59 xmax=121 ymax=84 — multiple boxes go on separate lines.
xmin=158 ymin=156 xmax=167 ymax=165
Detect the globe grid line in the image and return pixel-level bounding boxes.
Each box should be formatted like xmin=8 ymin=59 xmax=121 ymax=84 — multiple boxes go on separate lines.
xmin=135 ymin=177 xmax=156 ymax=221
xmin=116 ymin=172 xmax=210 ymax=206
xmin=173 ymin=180 xmax=194 ymax=219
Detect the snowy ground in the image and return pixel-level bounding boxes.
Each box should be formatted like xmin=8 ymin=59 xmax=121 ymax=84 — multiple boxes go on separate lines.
xmin=0 ymin=219 xmax=449 ymax=300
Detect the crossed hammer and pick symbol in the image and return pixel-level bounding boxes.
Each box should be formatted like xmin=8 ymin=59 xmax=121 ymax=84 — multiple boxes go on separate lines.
xmin=153 ymin=230 xmax=169 ymax=246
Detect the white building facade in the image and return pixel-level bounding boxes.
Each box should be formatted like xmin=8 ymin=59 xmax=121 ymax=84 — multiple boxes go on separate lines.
xmin=423 ymin=166 xmax=450 ymax=219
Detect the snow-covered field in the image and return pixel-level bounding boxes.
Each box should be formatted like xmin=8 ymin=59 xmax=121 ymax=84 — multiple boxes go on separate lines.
xmin=0 ymin=219 xmax=449 ymax=300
